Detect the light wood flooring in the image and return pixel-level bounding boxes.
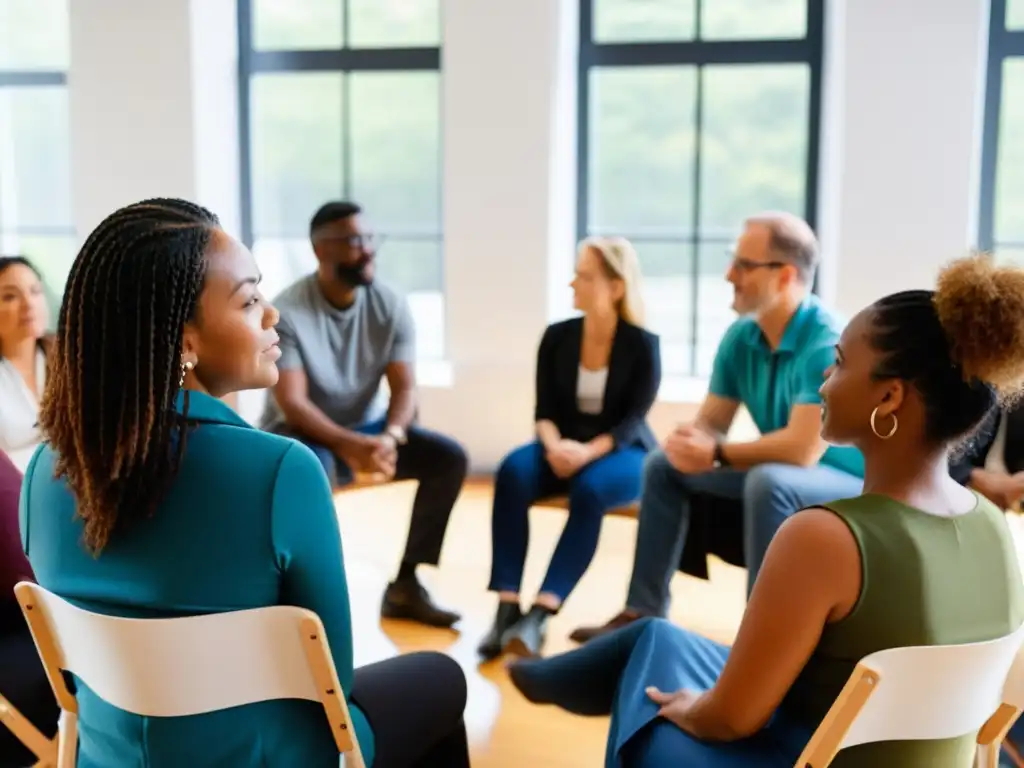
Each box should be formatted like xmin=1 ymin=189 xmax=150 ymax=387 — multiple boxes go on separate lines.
xmin=337 ymin=479 xmax=747 ymax=767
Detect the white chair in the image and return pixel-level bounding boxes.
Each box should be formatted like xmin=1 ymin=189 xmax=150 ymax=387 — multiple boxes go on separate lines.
xmin=13 ymin=582 xmax=365 ymax=768
xmin=0 ymin=692 xmax=57 ymax=767
xmin=796 ymin=621 xmax=1024 ymax=767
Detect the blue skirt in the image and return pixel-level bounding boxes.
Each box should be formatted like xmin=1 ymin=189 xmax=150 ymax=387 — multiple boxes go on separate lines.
xmin=607 ymin=620 xmax=812 ymax=768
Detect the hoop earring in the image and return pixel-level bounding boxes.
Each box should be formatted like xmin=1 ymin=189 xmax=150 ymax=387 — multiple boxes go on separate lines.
xmin=179 ymin=360 xmax=195 ymax=388
xmin=870 ymin=406 xmax=898 ymax=440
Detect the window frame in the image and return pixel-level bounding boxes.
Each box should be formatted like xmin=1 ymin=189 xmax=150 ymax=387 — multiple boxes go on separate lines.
xmin=576 ymin=0 xmax=826 ymax=376
xmin=0 ymin=68 xmax=73 ymax=244
xmin=979 ymin=0 xmax=1024 ymax=255
xmin=235 ymin=0 xmax=443 ymax=248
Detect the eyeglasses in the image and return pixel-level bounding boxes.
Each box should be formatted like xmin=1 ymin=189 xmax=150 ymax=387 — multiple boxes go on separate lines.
xmin=729 ymin=254 xmax=788 ymax=272
xmin=315 ymin=233 xmax=384 ymax=250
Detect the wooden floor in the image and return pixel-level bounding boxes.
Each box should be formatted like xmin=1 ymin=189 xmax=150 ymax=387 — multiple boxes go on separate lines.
xmin=337 ymin=479 xmax=747 ymax=767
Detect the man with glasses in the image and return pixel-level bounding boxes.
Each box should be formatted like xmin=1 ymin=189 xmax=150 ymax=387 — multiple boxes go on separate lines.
xmin=569 ymin=212 xmax=865 ymax=644
xmin=263 ymin=201 xmax=468 ymax=629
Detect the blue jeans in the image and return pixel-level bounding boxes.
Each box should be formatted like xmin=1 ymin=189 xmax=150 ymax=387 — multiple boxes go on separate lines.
xmin=488 ymin=441 xmax=647 ymax=603
xmin=510 ymin=618 xmax=811 ymax=767
xmin=626 ymin=451 xmax=863 ymax=614
xmin=282 ymin=419 xmax=468 ymax=567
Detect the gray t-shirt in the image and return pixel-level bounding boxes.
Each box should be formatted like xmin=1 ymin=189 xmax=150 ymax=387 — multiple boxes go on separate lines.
xmin=261 ymin=275 xmax=415 ymax=432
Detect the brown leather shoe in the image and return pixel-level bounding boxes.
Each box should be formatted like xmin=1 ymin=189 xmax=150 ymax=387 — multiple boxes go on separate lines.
xmin=568 ymin=609 xmax=646 ymax=644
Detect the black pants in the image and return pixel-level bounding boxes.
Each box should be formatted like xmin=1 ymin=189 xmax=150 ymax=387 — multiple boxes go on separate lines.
xmin=288 ymin=422 xmax=469 ymax=567
xmin=0 ymin=612 xmax=59 ymax=768
xmin=351 ymin=652 xmax=469 ymax=768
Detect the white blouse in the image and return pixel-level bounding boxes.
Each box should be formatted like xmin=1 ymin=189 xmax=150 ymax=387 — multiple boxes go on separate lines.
xmin=0 ymin=348 xmax=45 ymax=466
xmin=577 ymin=365 xmax=609 ymax=415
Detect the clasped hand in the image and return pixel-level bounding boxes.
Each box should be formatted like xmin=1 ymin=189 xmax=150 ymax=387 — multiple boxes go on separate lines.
xmin=339 ymin=434 xmax=398 ymax=481
xmin=662 ymin=424 xmax=717 ymax=474
xmin=546 ymin=439 xmax=592 ymax=479
xmin=972 ymin=468 xmax=1024 ymax=510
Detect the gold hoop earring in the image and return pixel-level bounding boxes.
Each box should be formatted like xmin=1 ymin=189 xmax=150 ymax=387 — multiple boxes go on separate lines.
xmin=179 ymin=360 xmax=195 ymax=388
xmin=870 ymin=406 xmax=898 ymax=440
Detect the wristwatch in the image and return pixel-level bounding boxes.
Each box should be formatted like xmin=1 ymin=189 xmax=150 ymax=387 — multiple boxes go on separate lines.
xmin=385 ymin=424 xmax=408 ymax=445
xmin=713 ymin=441 xmax=729 ymax=468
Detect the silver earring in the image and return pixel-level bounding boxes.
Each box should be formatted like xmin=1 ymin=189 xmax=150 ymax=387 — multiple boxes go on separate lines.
xmin=179 ymin=360 xmax=195 ymax=388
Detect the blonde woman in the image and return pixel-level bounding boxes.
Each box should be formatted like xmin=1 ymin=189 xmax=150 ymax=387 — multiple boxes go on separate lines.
xmin=479 ymin=237 xmax=661 ymax=659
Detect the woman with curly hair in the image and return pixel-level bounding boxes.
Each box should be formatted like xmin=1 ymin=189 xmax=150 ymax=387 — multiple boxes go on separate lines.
xmin=19 ymin=199 xmax=469 ymax=768
xmin=510 ymin=255 xmax=1024 ymax=767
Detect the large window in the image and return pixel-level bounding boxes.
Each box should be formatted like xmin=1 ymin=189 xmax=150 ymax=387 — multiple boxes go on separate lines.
xmin=238 ymin=0 xmax=445 ymax=360
xmin=578 ymin=0 xmax=824 ymax=378
xmin=980 ymin=0 xmax=1024 ymax=264
xmin=0 ymin=0 xmax=74 ymax=294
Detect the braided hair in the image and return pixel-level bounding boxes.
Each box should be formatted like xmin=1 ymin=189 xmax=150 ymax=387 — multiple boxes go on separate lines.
xmin=39 ymin=198 xmax=219 ymax=554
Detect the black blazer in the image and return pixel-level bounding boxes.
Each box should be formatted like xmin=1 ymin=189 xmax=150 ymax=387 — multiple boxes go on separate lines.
xmin=950 ymin=401 xmax=1024 ymax=484
xmin=534 ymin=317 xmax=660 ymax=451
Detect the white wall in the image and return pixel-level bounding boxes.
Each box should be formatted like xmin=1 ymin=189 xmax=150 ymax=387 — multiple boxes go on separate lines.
xmin=817 ymin=0 xmax=990 ymax=317
xmin=68 ymin=0 xmax=239 ymax=239
xmin=65 ymin=0 xmax=992 ymax=471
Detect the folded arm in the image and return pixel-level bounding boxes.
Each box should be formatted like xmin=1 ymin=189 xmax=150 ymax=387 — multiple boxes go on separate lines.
xmin=719 ymin=404 xmax=828 ymax=469
xmin=717 ymin=345 xmax=834 ymax=469
xmin=534 ymin=326 xmax=562 ymax=450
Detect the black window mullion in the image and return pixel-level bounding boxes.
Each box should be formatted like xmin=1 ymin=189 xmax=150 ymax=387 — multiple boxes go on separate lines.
xmin=689 ymin=67 xmax=704 ymax=376
xmin=979 ymin=0 xmax=1013 ymax=253
xmin=577 ymin=0 xmax=824 ymax=377
xmin=237 ymin=0 xmax=442 ymax=246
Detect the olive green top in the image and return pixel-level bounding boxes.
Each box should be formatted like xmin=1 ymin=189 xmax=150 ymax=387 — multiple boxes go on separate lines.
xmin=781 ymin=492 xmax=1024 ymax=767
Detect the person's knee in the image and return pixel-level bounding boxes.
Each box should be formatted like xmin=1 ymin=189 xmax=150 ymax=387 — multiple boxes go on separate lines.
xmin=642 ymin=449 xmax=674 ymax=483
xmin=430 ymin=433 xmax=469 ymax=479
xmin=297 ymin=440 xmax=335 ymax=482
xmin=495 ymin=444 xmax=540 ymax=495
xmin=743 ymin=463 xmax=799 ymax=510
xmin=416 ymin=651 xmax=468 ymax=714
xmin=569 ymin=478 xmax=612 ymax=519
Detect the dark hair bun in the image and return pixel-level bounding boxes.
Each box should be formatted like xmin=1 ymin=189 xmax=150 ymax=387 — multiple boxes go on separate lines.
xmin=934 ymin=254 xmax=1024 ymax=396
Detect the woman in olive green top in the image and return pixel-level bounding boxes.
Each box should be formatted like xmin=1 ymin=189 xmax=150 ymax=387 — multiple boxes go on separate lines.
xmin=509 ymin=254 xmax=1024 ymax=768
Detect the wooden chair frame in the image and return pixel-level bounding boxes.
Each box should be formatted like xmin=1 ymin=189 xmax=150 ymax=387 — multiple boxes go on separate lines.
xmin=0 ymin=693 xmax=57 ymax=767
xmin=15 ymin=584 xmax=365 ymax=768
xmin=536 ymin=494 xmax=639 ymax=519
xmin=795 ymin=664 xmax=1021 ymax=768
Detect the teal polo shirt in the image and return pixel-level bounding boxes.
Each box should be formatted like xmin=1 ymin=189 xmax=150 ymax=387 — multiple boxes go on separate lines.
xmin=709 ymin=295 xmax=864 ymax=478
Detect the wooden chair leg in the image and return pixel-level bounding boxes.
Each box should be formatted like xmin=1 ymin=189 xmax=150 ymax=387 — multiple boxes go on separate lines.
xmin=0 ymin=693 xmax=58 ymax=765
xmin=1003 ymin=737 xmax=1024 ymax=767
xmin=56 ymin=711 xmax=77 ymax=768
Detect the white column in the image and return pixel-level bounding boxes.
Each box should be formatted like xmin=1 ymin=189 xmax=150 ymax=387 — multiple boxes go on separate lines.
xmin=416 ymin=0 xmax=579 ymax=468
xmin=818 ymin=0 xmax=990 ymax=317
xmin=67 ymin=0 xmax=240 ymax=241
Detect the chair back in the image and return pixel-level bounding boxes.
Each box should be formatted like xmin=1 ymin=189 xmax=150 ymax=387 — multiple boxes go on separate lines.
xmin=14 ymin=582 xmax=363 ymax=767
xmin=796 ymin=622 xmax=1024 ymax=767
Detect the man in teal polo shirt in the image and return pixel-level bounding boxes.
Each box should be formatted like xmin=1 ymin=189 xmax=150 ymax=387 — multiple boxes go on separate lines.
xmin=570 ymin=212 xmax=864 ymax=643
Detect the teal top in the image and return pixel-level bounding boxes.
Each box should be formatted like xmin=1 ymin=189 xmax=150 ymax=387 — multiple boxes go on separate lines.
xmin=709 ymin=295 xmax=864 ymax=477
xmin=19 ymin=391 xmax=374 ymax=767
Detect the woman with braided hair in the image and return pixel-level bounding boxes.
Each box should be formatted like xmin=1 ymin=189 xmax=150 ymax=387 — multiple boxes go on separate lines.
xmin=510 ymin=254 xmax=1024 ymax=767
xmin=19 ymin=198 xmax=470 ymax=768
